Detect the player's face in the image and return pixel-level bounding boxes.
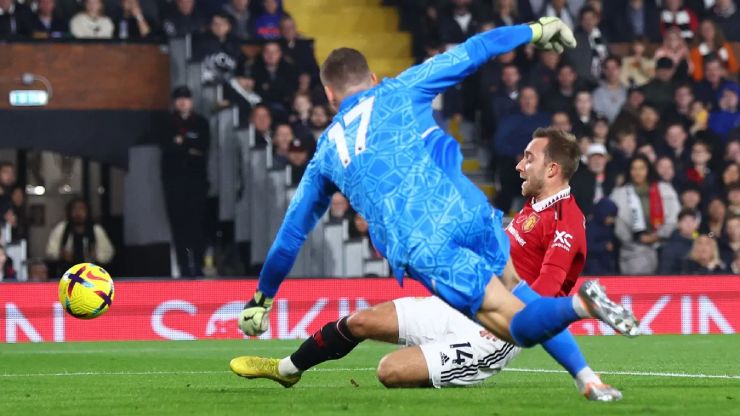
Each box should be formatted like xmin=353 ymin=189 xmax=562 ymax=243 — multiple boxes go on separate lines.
xmin=516 ymin=138 xmax=548 ymax=199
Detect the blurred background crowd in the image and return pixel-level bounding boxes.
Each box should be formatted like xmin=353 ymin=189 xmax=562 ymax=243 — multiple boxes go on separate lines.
xmin=1 ymin=0 xmax=738 ymax=280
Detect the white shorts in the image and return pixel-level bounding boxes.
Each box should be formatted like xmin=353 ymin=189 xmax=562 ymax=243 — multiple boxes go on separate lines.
xmin=393 ymin=296 xmax=521 ymax=388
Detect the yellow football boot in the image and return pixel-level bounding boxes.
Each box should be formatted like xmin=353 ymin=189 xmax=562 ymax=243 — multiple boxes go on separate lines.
xmin=229 ymin=356 xmax=301 ymax=388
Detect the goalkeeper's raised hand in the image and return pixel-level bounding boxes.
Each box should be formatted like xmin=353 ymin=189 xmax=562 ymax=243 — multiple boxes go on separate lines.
xmin=239 ymin=291 xmax=273 ymax=336
xmin=528 ymin=17 xmax=577 ymax=53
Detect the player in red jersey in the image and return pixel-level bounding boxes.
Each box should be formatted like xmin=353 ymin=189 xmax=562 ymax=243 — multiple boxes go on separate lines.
xmin=505 ymin=133 xmax=587 ymax=297
xmin=230 ymin=128 xmax=624 ymax=401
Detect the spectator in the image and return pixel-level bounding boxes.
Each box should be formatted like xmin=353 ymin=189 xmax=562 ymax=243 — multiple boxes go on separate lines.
xmin=689 ymin=98 xmax=710 ymax=134
xmin=253 ymin=0 xmax=284 ymax=40
xmin=587 ymin=143 xmax=616 ymax=203
xmin=551 ymin=111 xmax=572 ymax=133
xmin=591 ymin=116 xmax=610 ymax=144
xmin=27 ymin=259 xmax=48 ymax=282
xmin=703 ymin=197 xmax=728 ymax=237
xmin=31 ymin=0 xmax=68 ymax=38
xmin=114 ymin=0 xmax=152 ymax=39
xmin=162 ymin=0 xmax=205 ymax=38
xmin=251 ymin=40 xmax=299 ymax=118
xmin=46 ymin=198 xmax=114 ymax=275
xmin=289 ymin=93 xmax=313 ymax=133
xmin=490 ymin=64 xmax=521 ymax=122
xmin=657 ymin=122 xmax=692 ymax=176
xmin=309 ymin=104 xmax=330 ymax=140
xmin=611 ymin=154 xmax=680 ymax=274
xmin=193 ymin=12 xmax=246 ymax=83
xmin=681 ymin=235 xmax=727 ymax=273
xmin=493 ymin=86 xmax=550 ymax=213
xmin=279 ymin=16 xmax=319 ymax=81
xmin=690 ymin=19 xmax=738 ymax=82
xmin=0 ymin=160 xmax=16 ymax=201
xmin=722 ymin=162 xmax=740 ymax=191
xmin=542 ymin=63 xmax=578 ymax=113
xmin=529 ymin=50 xmax=560 ymax=95
xmin=680 ymin=182 xmax=704 ymax=213
xmin=660 ymin=0 xmax=699 ymax=42
xmin=160 ymin=86 xmax=210 ymax=277
xmin=612 ymin=87 xmax=646 ymax=134
xmin=636 ymin=103 xmax=661 ymax=145
xmin=349 ymin=211 xmax=369 ymax=239
xmin=571 ymin=90 xmax=597 ymax=138
xmin=0 ymin=245 xmax=15 ymax=281
xmin=223 ymin=0 xmax=254 ymax=40
xmin=571 ymin=139 xmax=596 ymax=217
xmin=565 ymin=6 xmax=607 ymax=87
xmin=640 ymin=57 xmax=678 ymax=114
xmin=709 ymin=0 xmax=740 ymax=42
xmin=656 ymin=155 xmax=685 ymax=193
xmin=708 ymin=84 xmax=740 ymax=141
xmin=541 ymin=0 xmax=575 ymax=30
xmin=653 ymin=27 xmax=693 ymax=81
xmin=694 ymin=56 xmax=738 ymax=111
xmin=251 ymin=103 xmax=273 ymax=147
xmin=605 ymin=0 xmax=661 ymax=42
xmin=271 ymin=122 xmax=293 ymax=169
xmin=584 ymin=198 xmax=619 ymax=275
xmin=664 ymin=83 xmax=696 ymax=129
xmin=686 ymin=140 xmax=720 ymax=197
xmin=493 ymin=0 xmax=520 ymax=27
xmin=728 ymin=183 xmax=740 ymax=215
xmin=4 ymin=186 xmax=27 ymax=242
xmin=328 ymin=192 xmax=350 ymax=224
xmin=0 ymin=0 xmax=33 ymax=38
xmin=722 ymin=215 xmax=740 ymax=265
xmin=438 ymin=0 xmax=479 ymax=46
xmin=70 ymin=0 xmax=114 ymax=39
xmin=287 ymin=138 xmax=309 ymax=184
xmin=620 ymin=37 xmax=656 ymax=88
xmin=659 ymin=207 xmax=700 ymax=274
xmin=592 ymin=56 xmax=627 ymax=124
xmin=609 ymin=129 xmax=638 ymax=184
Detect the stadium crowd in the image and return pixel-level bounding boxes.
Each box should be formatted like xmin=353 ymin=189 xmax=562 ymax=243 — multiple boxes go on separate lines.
xmin=1 ymin=0 xmax=739 ymax=278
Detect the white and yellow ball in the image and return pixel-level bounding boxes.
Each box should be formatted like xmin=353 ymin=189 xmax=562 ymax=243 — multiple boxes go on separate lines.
xmin=58 ymin=263 xmax=115 ymax=319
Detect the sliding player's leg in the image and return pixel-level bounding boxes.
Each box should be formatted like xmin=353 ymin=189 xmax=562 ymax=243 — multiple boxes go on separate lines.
xmin=230 ymin=301 xmax=398 ymax=386
xmin=511 ymin=279 xmax=623 ymax=400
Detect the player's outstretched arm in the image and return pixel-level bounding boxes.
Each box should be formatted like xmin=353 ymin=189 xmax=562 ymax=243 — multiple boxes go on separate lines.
xmin=396 ymin=19 xmax=575 ymax=102
xmin=240 ymin=157 xmax=335 ymax=336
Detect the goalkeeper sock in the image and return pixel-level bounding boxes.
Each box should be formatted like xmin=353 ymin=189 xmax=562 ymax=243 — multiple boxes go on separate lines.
xmin=288 ymin=316 xmax=361 ymax=372
xmin=509 ymin=296 xmax=581 ymax=347
xmin=512 ymin=281 xmax=588 ymax=377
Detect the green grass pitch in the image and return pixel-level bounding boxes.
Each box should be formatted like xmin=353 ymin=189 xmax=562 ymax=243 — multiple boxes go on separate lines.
xmin=1 ymin=336 xmax=739 ymax=415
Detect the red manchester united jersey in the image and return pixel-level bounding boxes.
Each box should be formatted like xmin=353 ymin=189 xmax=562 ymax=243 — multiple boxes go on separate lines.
xmin=505 ymin=187 xmax=587 ymax=297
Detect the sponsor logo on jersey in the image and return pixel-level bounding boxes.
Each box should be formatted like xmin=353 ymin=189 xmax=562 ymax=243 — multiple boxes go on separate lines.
xmin=507 ymin=224 xmax=526 ymax=246
xmin=440 ymin=352 xmax=450 ymax=366
xmin=552 ymin=230 xmax=573 ymax=251
xmin=522 ymin=213 xmax=540 ymax=233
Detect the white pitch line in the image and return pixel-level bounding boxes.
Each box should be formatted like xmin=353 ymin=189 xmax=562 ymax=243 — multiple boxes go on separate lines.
xmin=0 ymin=367 xmax=738 ymax=380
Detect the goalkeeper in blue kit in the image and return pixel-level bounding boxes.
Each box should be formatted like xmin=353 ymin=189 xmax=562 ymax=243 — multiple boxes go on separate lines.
xmin=233 ymin=18 xmax=639 ymax=399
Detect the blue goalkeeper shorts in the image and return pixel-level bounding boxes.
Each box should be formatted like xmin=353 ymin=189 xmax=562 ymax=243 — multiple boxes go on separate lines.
xmin=406 ymin=208 xmax=510 ymax=319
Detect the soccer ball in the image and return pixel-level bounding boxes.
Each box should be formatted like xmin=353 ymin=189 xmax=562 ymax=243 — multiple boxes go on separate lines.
xmin=58 ymin=263 xmax=115 ymax=319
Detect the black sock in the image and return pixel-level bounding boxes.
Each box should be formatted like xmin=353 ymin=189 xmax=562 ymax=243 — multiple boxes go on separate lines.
xmin=290 ymin=316 xmax=361 ymax=371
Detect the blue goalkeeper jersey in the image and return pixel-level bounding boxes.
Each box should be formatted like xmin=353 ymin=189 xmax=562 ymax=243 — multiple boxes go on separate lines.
xmin=258 ymin=25 xmax=533 ymax=297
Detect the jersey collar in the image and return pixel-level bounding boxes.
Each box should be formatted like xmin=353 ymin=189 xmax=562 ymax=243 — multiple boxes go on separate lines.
xmin=338 ymin=90 xmax=365 ymax=113
xmin=531 ymin=187 xmax=571 ymax=213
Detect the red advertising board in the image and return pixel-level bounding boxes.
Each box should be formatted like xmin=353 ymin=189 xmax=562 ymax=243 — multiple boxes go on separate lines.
xmin=1 ymin=276 xmax=738 ymax=343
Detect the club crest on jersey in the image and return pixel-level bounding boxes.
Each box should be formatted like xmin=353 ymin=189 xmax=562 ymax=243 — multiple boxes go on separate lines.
xmin=522 ymin=213 xmax=540 ymax=233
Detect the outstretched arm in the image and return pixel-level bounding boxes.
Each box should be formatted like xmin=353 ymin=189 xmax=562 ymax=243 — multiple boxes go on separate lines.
xmin=396 ymin=19 xmax=575 ymax=103
xmin=396 ymin=25 xmax=534 ymax=103
xmin=257 ymin=157 xmax=336 ymax=297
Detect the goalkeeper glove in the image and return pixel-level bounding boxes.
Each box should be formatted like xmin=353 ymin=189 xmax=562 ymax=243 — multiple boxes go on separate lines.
xmin=239 ymin=291 xmax=273 ymax=336
xmin=528 ymin=17 xmax=577 ymax=53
